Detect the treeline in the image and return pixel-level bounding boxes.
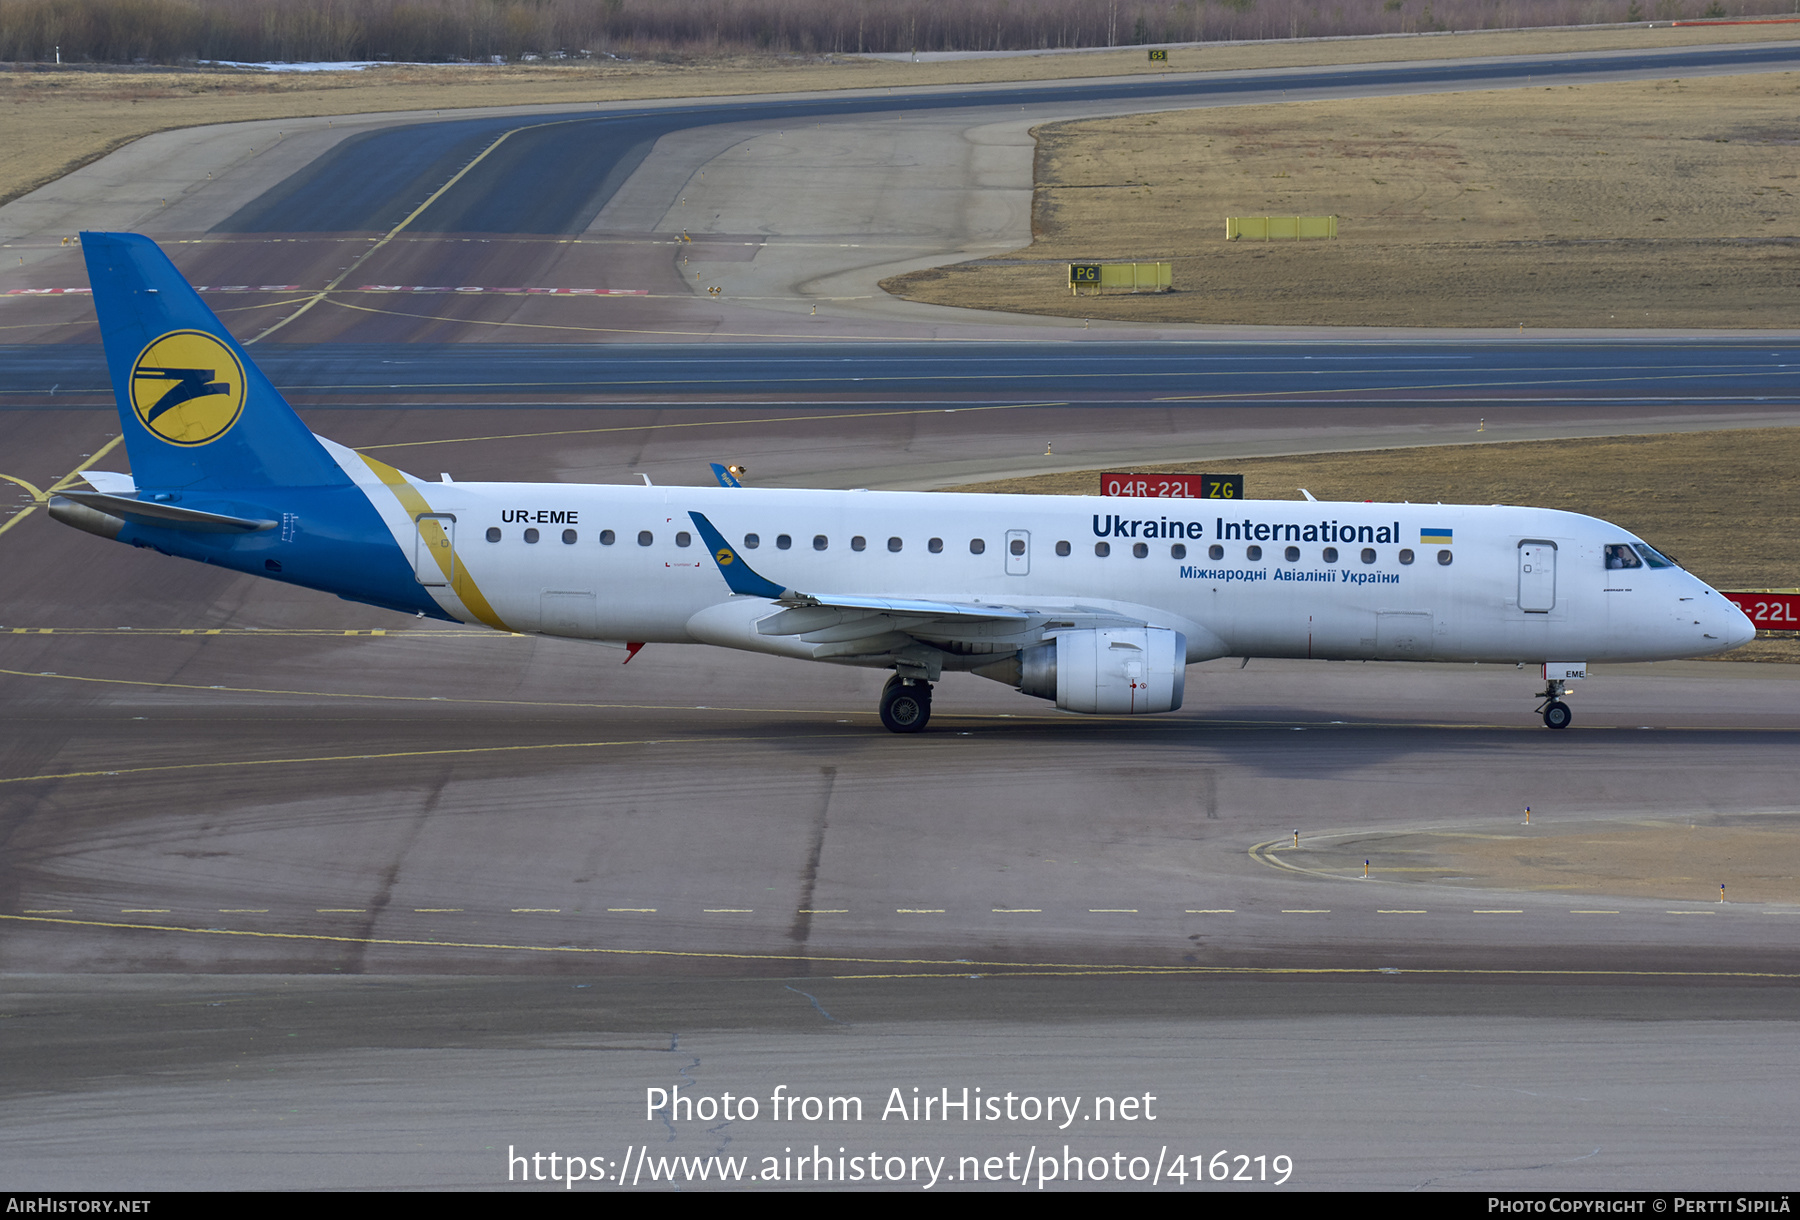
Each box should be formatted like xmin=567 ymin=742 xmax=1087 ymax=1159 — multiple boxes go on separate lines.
xmin=0 ymin=0 xmax=1789 ymax=66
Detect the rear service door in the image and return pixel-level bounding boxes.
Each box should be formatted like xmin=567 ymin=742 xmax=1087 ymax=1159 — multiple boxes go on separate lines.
xmin=414 ymin=513 xmax=456 ymax=586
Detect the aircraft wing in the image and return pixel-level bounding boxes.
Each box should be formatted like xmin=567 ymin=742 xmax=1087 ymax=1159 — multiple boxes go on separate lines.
xmin=688 ymin=510 xmax=1030 ymax=622
xmin=686 ymin=510 xmax=1155 ymax=674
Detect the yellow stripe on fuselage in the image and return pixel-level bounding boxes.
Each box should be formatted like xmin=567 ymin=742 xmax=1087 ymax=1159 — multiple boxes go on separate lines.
xmin=357 ymin=453 xmax=512 ymax=632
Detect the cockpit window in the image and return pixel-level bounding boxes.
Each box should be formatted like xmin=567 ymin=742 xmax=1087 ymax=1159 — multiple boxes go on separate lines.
xmin=1604 ymin=543 xmax=1642 ymax=570
xmin=1633 ymin=543 xmax=1678 ymax=569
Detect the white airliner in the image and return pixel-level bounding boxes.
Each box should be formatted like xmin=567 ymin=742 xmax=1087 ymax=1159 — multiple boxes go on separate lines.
xmin=54 ymin=233 xmax=1756 ymax=732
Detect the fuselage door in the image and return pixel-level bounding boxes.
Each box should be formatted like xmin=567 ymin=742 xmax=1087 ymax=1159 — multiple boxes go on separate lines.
xmin=1376 ymin=610 xmax=1434 ymax=658
xmin=1005 ymin=529 xmax=1030 ymax=576
xmin=413 ymin=513 xmax=456 ymax=586
xmin=1518 ymin=540 xmax=1557 ymax=613
xmin=539 ymin=590 xmax=597 ymax=637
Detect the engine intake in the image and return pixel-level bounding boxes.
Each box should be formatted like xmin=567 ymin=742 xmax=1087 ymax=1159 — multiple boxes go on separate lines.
xmin=1002 ymin=627 xmax=1187 ymax=714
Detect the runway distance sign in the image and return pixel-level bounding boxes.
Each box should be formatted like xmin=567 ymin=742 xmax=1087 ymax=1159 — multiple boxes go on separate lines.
xmin=1101 ymin=473 xmax=1243 ymax=499
xmin=1722 ymin=590 xmax=1800 ymax=631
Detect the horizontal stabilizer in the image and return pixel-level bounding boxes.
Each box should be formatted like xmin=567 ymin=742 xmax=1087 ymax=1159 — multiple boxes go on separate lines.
xmin=49 ymin=490 xmax=276 ymax=533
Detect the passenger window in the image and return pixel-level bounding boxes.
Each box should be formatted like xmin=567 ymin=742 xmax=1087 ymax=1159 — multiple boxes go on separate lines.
xmin=1605 ymin=543 xmax=1644 ymax=570
xmin=1323 ymin=547 xmax=1338 ymax=563
xmin=524 ymin=528 xmax=540 ymax=544
xmin=888 ymin=537 xmax=903 ymax=553
xmin=813 ymin=535 xmax=828 ymax=551
xmin=486 ymin=527 xmax=501 ymax=543
xmin=776 ymin=534 xmax=791 ymax=550
xmin=1095 ymin=541 xmax=1111 ymax=557
xmin=675 ymin=531 xmax=691 ymax=548
xmin=1361 ymin=548 xmax=1376 ymax=564
xmin=562 ymin=528 xmax=577 ymax=545
xmin=1208 ymin=544 xmax=1224 ymax=560
xmin=1438 ymin=549 xmax=1453 ymax=566
xmin=1399 ymin=548 xmax=1414 ymax=565
xmin=743 ymin=533 xmax=759 ymax=549
xmin=928 ymin=538 xmax=943 ymax=554
xmin=1133 ymin=542 xmax=1148 ymax=558
xmin=970 ymin=539 xmax=986 ymax=555
xmin=1246 ymin=545 xmax=1262 ymax=561
xmin=1171 ymin=543 xmax=1186 ymax=559
xmin=600 ymin=529 xmax=615 ymax=546
xmin=1055 ymin=540 xmax=1071 ymax=557
xmin=851 ymin=536 xmax=866 ymax=552
xmin=637 ymin=530 xmax=653 ymax=546
xmin=1284 ymin=546 xmax=1299 ymax=562
xmin=1009 ymin=539 xmax=1026 ymax=557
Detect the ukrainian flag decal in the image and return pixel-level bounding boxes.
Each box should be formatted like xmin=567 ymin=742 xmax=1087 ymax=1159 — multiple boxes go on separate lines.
xmin=1421 ymin=528 xmax=1453 ymax=545
xmin=129 ymin=330 xmax=246 ymax=446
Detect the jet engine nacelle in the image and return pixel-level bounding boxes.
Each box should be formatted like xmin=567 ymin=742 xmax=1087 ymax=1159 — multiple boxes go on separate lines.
xmin=1016 ymin=627 xmax=1187 ymax=714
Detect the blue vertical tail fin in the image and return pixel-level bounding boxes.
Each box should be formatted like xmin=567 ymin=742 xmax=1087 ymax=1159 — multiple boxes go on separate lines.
xmin=80 ymin=232 xmax=349 ymax=492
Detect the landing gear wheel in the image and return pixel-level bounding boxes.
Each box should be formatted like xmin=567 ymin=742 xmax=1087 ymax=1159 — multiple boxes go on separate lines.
xmin=879 ymin=679 xmax=932 ymax=733
xmin=1542 ymin=700 xmax=1572 ymax=730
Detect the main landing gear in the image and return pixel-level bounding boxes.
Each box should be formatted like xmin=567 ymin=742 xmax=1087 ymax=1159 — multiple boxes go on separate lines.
xmin=879 ymin=674 xmax=933 ymax=733
xmin=1536 ymin=678 xmax=1573 ymax=730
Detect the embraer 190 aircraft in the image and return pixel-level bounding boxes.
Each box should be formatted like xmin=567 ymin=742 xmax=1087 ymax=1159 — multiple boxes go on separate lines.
xmin=53 ymin=233 xmax=1755 ymax=732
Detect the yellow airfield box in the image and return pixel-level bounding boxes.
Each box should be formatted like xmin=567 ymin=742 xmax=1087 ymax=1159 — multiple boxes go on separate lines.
xmin=1226 ymin=216 xmax=1338 ymax=240
xmin=1069 ymin=261 xmax=1172 ymax=295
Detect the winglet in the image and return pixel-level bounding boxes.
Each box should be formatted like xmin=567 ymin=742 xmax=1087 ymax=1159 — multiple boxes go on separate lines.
xmin=709 ymin=463 xmax=742 ymax=488
xmin=689 ymin=511 xmax=788 ymax=599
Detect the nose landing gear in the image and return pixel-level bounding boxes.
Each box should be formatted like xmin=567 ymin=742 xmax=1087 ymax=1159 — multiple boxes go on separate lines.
xmin=879 ymin=675 xmax=933 ymax=733
xmin=1536 ymin=678 xmax=1572 ymax=730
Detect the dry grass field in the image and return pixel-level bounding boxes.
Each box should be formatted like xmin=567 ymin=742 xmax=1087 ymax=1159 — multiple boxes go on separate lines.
xmin=886 ymin=70 xmax=1800 ymax=328
xmin=4 ymin=22 xmax=1797 ymax=208
xmin=954 ymin=426 xmax=1800 ymax=660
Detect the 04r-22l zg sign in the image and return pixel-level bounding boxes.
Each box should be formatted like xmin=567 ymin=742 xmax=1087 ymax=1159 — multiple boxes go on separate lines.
xmin=1101 ymin=473 xmax=1243 ymax=499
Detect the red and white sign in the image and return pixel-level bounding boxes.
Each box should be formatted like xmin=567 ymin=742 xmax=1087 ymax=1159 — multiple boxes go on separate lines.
xmin=1100 ymin=472 xmax=1241 ymax=499
xmin=1722 ymin=591 xmax=1800 ymax=630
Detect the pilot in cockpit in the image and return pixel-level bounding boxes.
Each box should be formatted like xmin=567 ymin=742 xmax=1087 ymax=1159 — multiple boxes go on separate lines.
xmin=1604 ymin=543 xmax=1643 ymax=570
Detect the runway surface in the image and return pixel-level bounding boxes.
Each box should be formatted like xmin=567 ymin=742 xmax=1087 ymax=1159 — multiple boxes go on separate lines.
xmin=10 ymin=339 xmax=1798 ymax=494
xmin=8 ymin=39 xmax=1800 ymax=345
xmin=4 ymin=44 xmax=1800 ymax=1192
xmin=13 ymin=338 xmax=1800 ymax=404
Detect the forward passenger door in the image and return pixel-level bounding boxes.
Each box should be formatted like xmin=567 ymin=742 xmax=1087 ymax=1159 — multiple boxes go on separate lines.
xmin=1518 ymin=540 xmax=1557 ymax=613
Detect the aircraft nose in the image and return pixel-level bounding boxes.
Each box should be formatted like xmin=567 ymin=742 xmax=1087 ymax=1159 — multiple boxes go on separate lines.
xmin=1724 ymin=598 xmax=1756 ymax=649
